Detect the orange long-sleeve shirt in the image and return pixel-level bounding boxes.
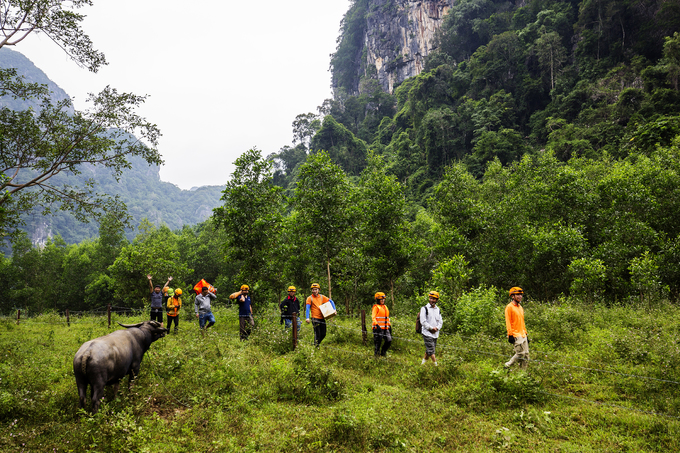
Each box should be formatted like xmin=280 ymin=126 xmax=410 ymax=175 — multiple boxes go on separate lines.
xmin=505 ymin=302 xmax=527 ymax=337
xmin=306 ymin=294 xmax=329 ymax=320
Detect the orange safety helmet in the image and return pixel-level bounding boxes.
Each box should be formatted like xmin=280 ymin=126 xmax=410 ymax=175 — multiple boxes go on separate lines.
xmin=374 ymin=292 xmax=386 ymax=300
xmin=240 ymin=284 xmax=250 ymax=291
xmin=287 ymin=286 xmax=296 ymax=292
xmin=428 ymin=291 xmax=440 ymax=299
xmin=174 ymin=288 xmax=183 ymax=296
xmin=311 ymin=283 xmax=320 ymax=289
xmin=508 ymin=287 xmax=524 ymax=297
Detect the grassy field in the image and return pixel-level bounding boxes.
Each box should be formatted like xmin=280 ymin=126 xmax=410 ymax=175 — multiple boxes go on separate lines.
xmin=0 ymin=300 xmax=679 ymax=452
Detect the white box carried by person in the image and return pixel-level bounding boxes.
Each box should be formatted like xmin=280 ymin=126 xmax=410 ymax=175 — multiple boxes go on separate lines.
xmin=319 ymin=301 xmax=337 ymax=320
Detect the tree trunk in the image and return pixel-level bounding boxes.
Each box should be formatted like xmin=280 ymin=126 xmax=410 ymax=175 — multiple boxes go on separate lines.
xmin=327 ymin=259 xmax=332 ymax=299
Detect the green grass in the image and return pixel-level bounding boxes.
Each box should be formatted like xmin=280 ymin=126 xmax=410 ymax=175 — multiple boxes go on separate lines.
xmin=0 ymin=301 xmax=679 ymax=452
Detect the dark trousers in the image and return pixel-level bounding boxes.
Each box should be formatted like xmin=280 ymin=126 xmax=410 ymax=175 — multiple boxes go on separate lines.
xmin=373 ymin=327 xmax=392 ymax=356
xmin=150 ymin=309 xmax=163 ymax=323
xmin=311 ymin=318 xmax=326 ymax=346
xmin=167 ymin=315 xmax=178 ymax=332
xmin=239 ymin=315 xmax=253 ymax=340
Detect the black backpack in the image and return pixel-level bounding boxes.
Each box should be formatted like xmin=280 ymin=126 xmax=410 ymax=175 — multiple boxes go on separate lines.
xmin=415 ymin=306 xmax=428 ymax=334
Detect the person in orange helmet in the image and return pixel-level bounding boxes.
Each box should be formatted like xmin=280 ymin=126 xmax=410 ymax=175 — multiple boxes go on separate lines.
xmin=420 ymin=291 xmax=443 ymax=366
xmin=166 ymin=288 xmax=182 ymax=333
xmin=504 ymin=287 xmax=529 ymax=369
xmin=371 ymin=292 xmax=392 ymax=358
xmin=305 ymin=283 xmax=336 ymax=346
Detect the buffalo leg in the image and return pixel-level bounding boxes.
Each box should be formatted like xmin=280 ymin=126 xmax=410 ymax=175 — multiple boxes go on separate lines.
xmin=75 ymin=375 xmax=88 ymax=409
xmin=90 ymin=377 xmax=106 ymax=414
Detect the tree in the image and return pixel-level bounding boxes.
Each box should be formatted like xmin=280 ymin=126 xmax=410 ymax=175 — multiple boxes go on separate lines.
xmin=292 ymin=112 xmax=321 ymax=148
xmin=357 ymin=151 xmax=409 ymax=306
xmin=213 ymin=148 xmax=285 ymax=291
xmin=535 ymin=29 xmax=567 ymax=90
xmin=0 ymin=0 xmax=106 ymax=72
xmin=293 ymin=151 xmax=353 ymax=298
xmin=108 ymin=220 xmax=191 ymax=305
xmin=0 ymin=0 xmax=162 ymax=238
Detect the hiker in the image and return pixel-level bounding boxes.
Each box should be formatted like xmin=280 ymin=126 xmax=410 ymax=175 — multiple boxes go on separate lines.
xmin=147 ymin=274 xmax=172 ymax=326
xmin=194 ymin=286 xmax=217 ymax=330
xmin=280 ymin=286 xmax=302 ymax=331
xmin=372 ymin=292 xmax=392 ymax=357
xmin=166 ymin=288 xmax=182 ymax=333
xmin=305 ymin=283 xmax=336 ymax=346
xmin=230 ymin=285 xmax=253 ymax=340
xmin=505 ymin=287 xmax=529 ymax=369
xmin=420 ymin=291 xmax=443 ymax=365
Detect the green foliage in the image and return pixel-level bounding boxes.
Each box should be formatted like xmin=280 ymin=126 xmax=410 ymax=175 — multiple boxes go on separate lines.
xmin=448 ymin=285 xmax=503 ymax=337
xmin=293 ymin=151 xmax=353 ymax=295
xmin=568 ymin=257 xmax=607 ymax=304
xmin=109 ymin=221 xmax=192 ymax=305
xmin=429 ymin=255 xmax=471 ymax=301
xmin=629 ymin=251 xmax=666 ymax=306
xmin=213 ymin=148 xmax=285 ymax=292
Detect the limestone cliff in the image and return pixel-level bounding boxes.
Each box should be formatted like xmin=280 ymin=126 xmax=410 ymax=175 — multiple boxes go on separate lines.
xmin=333 ymin=0 xmax=454 ymax=95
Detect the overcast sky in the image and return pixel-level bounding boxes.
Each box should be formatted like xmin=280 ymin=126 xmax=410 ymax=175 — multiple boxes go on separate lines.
xmin=16 ymin=0 xmax=351 ymax=190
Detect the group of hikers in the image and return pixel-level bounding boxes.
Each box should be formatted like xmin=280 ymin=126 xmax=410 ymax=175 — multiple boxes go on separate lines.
xmin=147 ymin=275 xmax=530 ymax=368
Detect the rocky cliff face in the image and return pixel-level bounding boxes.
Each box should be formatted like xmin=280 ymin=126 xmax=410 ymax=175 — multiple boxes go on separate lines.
xmin=333 ymin=0 xmax=454 ymax=95
xmin=364 ymin=0 xmax=454 ymax=93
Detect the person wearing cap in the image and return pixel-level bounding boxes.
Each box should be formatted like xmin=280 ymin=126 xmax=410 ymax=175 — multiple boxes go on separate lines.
xmin=166 ymin=288 xmax=183 ymax=333
xmin=147 ymin=274 xmax=172 ymax=326
xmin=305 ymin=283 xmax=336 ymax=346
xmin=371 ymin=292 xmax=392 ymax=357
xmin=280 ymin=286 xmax=302 ymax=331
xmin=505 ymin=287 xmax=529 ymax=369
xmin=195 ymin=286 xmax=217 ymax=330
xmin=420 ymin=291 xmax=443 ymax=365
xmin=230 ymin=285 xmax=253 ymax=340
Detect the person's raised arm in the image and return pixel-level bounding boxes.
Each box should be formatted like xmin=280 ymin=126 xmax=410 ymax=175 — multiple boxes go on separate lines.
xmin=147 ymin=274 xmax=153 ymax=292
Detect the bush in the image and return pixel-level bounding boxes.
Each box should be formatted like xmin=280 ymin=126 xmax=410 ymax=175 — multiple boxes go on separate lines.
xmin=530 ymin=301 xmax=588 ymax=348
xmin=449 ymin=286 xmax=503 ymax=336
xmin=271 ymin=348 xmax=346 ymax=404
xmin=487 ymin=369 xmax=544 ymax=406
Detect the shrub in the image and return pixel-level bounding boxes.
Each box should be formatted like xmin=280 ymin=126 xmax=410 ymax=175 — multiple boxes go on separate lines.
xmin=568 ymin=257 xmax=607 ymax=304
xmin=487 ymin=369 xmax=544 ymax=406
xmin=449 ymin=285 xmax=503 ymax=336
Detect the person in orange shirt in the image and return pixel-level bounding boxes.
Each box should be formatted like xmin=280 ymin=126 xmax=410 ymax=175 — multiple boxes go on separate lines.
xmin=305 ymin=283 xmax=336 ymax=346
xmin=371 ymin=292 xmax=392 ymax=357
xmin=504 ymin=286 xmax=529 ymax=369
xmin=166 ymin=288 xmax=182 ymax=333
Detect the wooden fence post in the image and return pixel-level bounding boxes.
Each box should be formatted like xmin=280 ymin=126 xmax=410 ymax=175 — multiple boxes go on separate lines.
xmin=16 ymin=309 xmax=20 ymax=325
xmin=361 ymin=310 xmax=367 ymax=346
xmin=66 ymin=309 xmax=70 ymax=327
xmin=292 ymin=312 xmax=298 ymax=350
xmin=107 ymin=304 xmax=111 ymax=328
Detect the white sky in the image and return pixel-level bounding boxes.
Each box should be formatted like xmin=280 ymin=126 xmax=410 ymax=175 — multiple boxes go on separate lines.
xmin=16 ymin=0 xmax=350 ymax=189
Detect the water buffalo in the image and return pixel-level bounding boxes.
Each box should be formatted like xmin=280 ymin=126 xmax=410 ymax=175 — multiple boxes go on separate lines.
xmin=73 ymin=320 xmax=167 ymax=413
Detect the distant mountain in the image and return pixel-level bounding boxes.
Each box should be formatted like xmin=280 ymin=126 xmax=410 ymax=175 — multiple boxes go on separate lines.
xmin=0 ymin=48 xmax=225 ymax=245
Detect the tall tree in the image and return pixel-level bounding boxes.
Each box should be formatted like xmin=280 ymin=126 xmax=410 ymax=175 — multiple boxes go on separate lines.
xmin=0 ymin=0 xmax=161 ymax=238
xmin=357 ymin=151 xmax=409 ymax=306
xmin=293 ymin=151 xmax=352 ymax=298
xmin=213 ymin=148 xmax=285 ymax=291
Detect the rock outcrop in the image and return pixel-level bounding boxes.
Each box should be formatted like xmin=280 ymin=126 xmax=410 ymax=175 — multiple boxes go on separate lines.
xmin=366 ymin=0 xmax=453 ymax=93
xmin=334 ymin=0 xmax=454 ymax=95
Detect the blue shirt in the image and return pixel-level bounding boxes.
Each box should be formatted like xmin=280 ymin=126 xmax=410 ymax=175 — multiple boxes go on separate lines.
xmin=237 ymin=295 xmax=251 ymax=317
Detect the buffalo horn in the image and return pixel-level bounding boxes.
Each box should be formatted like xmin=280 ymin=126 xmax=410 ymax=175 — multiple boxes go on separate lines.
xmin=117 ymin=321 xmax=144 ymax=328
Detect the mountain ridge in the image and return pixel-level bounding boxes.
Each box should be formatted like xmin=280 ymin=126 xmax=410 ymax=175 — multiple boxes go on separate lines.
xmin=0 ymin=48 xmax=225 ymax=245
